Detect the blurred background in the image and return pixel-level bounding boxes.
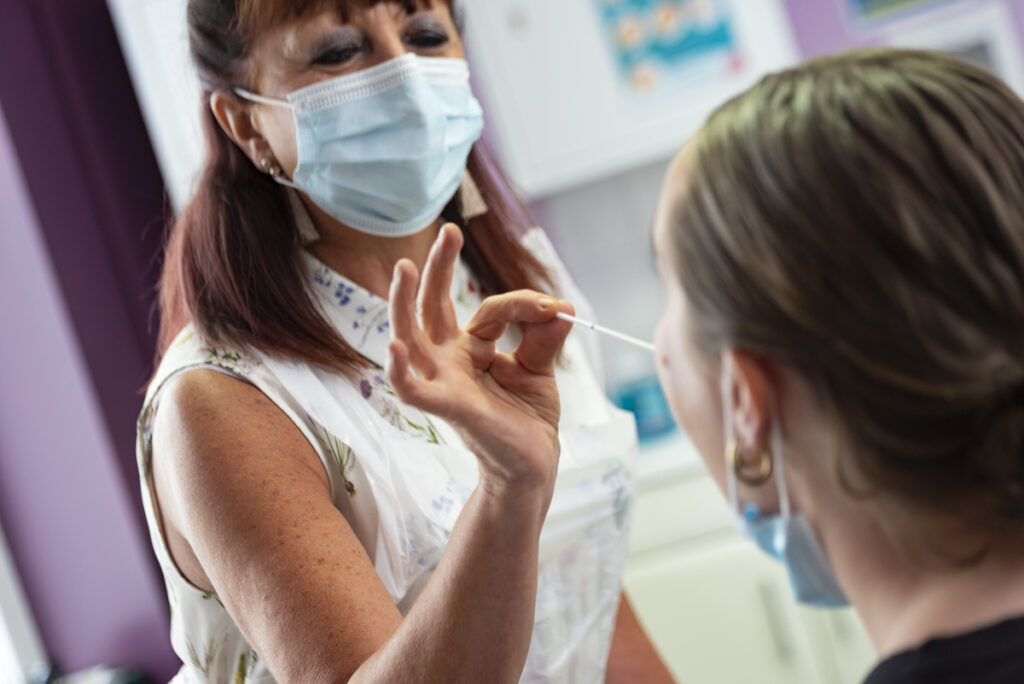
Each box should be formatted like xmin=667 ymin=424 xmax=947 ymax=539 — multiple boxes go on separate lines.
xmin=1 ymin=0 xmax=1021 ymax=681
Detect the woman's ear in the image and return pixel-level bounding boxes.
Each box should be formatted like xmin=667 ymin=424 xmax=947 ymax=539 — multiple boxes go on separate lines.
xmin=210 ymin=90 xmax=272 ymax=167
xmin=723 ymin=349 xmax=775 ymax=451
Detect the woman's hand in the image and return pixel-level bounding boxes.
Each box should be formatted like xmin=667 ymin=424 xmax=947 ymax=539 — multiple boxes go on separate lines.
xmin=387 ymin=223 xmax=574 ymax=497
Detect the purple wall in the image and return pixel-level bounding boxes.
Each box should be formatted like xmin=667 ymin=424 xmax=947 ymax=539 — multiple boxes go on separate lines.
xmin=0 ymin=104 xmax=175 ymax=676
xmin=0 ymin=0 xmax=175 ymax=678
xmin=783 ymin=0 xmax=1024 ymax=59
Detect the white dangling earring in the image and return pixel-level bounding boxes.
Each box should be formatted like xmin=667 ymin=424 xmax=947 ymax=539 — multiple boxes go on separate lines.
xmin=259 ymin=156 xmax=317 ymax=244
xmin=287 ymin=189 xmax=321 ymax=245
xmin=459 ymin=172 xmax=489 ymax=221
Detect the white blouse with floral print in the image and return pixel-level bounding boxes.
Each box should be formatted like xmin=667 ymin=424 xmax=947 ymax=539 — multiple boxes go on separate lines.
xmin=137 ymin=229 xmax=638 ymax=684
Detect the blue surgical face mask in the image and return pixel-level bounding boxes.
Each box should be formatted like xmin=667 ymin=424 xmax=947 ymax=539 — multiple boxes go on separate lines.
xmin=236 ymin=54 xmax=485 ymax=238
xmin=721 ymin=361 xmax=849 ymax=608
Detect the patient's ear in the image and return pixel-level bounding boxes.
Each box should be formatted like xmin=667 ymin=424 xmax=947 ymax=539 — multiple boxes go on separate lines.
xmin=723 ymin=349 xmax=774 ymax=452
xmin=210 ymin=90 xmax=272 ymax=169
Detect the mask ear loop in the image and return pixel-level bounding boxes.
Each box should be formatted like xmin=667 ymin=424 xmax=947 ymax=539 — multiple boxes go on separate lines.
xmin=234 ymin=87 xmax=291 ymax=108
xmin=769 ymin=392 xmax=791 ymax=520
xmin=235 ymin=88 xmax=301 ymax=190
xmin=721 ymin=358 xmax=743 ymax=518
xmin=263 ymin=162 xmax=300 ymax=190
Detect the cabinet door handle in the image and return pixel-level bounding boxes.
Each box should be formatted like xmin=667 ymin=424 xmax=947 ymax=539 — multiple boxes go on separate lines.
xmin=757 ymin=581 xmax=796 ymax=664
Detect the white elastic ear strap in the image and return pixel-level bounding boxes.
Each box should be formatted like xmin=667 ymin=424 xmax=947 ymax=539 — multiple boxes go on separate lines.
xmin=234 ymin=87 xmax=292 ymax=109
xmin=270 ymin=174 xmax=300 ymax=190
xmin=769 ymin=386 xmax=791 ymax=519
xmin=232 ymin=88 xmax=301 ymax=188
xmin=721 ymin=357 xmax=740 ymax=512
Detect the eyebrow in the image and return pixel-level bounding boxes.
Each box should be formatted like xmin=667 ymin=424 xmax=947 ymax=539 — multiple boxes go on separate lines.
xmin=337 ymin=0 xmax=425 ymax=22
xmin=309 ymin=26 xmax=360 ymax=51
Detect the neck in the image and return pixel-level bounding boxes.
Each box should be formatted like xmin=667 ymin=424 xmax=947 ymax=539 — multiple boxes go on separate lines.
xmin=823 ymin=505 xmax=1024 ymax=659
xmin=302 ymin=195 xmax=443 ymax=299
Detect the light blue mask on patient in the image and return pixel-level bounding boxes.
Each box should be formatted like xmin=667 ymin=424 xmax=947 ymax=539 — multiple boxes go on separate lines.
xmin=236 ymin=54 xmax=484 ymax=237
xmin=721 ymin=362 xmax=849 ymax=608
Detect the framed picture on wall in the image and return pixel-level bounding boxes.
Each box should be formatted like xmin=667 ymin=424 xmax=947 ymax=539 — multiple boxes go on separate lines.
xmin=593 ymin=0 xmax=745 ymax=94
xmin=875 ymin=0 xmax=1024 ymax=93
xmin=845 ymin=0 xmax=950 ymax=23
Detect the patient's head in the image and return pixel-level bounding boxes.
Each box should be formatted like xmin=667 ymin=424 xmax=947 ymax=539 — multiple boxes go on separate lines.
xmin=654 ymin=49 xmax=1024 ymax=565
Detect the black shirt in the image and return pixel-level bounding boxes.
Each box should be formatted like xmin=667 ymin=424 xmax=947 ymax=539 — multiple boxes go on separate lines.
xmin=864 ymin=615 xmax=1024 ymax=683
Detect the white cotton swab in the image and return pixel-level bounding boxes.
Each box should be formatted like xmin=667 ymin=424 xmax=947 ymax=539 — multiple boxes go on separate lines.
xmin=555 ymin=312 xmax=656 ymax=353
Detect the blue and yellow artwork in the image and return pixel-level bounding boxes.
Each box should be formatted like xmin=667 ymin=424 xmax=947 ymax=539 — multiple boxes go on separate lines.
xmin=594 ymin=0 xmax=742 ymax=92
xmin=847 ymin=0 xmax=946 ymax=21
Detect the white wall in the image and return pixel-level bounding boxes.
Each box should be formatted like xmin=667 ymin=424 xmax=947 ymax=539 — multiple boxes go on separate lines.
xmin=537 ymin=157 xmax=671 ymax=390
xmin=0 ymin=521 xmax=44 ymax=684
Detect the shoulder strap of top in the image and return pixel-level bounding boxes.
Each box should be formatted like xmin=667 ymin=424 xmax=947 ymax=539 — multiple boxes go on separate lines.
xmin=137 ymin=325 xmax=355 ymax=508
xmin=137 ymin=327 xmax=254 ymax=450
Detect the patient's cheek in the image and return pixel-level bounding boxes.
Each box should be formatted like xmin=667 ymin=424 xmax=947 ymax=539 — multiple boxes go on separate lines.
xmin=654 ymin=321 xmax=675 ymax=377
xmin=654 ymin=346 xmax=684 ymax=426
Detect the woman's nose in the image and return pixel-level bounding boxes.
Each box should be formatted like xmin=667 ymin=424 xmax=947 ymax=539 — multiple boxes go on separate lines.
xmin=368 ymin=32 xmax=409 ymax=67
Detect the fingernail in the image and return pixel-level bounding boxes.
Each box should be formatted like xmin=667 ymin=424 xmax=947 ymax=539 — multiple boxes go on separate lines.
xmin=538 ymin=297 xmax=556 ymax=311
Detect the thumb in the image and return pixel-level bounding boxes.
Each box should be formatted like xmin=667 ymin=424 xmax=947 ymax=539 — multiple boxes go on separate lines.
xmin=513 ymin=300 xmax=575 ymax=375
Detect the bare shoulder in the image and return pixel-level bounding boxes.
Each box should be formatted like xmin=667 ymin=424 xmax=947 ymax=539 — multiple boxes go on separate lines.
xmin=153 ymin=368 xmax=329 ymax=492
xmin=147 ymin=369 xmax=402 ymax=676
xmin=149 ymin=368 xmax=332 ymax=591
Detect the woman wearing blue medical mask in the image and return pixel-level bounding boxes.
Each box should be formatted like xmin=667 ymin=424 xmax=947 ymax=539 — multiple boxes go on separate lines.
xmin=651 ymin=49 xmax=1024 ymax=682
xmin=138 ymin=1 xmax=672 ymax=682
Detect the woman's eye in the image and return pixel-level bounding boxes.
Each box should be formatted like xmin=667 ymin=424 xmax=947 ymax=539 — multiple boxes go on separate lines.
xmin=406 ymin=29 xmax=449 ymax=49
xmin=313 ymin=44 xmax=361 ymax=66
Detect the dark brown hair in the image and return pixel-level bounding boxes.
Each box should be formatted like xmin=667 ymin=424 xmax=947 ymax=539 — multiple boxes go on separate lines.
xmin=669 ymin=49 xmax=1024 ymax=530
xmin=158 ymin=0 xmax=550 ymax=373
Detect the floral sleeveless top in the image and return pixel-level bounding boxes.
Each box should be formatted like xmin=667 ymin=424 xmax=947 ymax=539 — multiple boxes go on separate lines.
xmin=136 ymin=229 xmax=638 ymax=683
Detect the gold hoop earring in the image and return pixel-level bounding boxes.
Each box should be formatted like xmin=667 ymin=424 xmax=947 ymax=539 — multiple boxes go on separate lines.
xmin=726 ymin=439 xmax=774 ymax=486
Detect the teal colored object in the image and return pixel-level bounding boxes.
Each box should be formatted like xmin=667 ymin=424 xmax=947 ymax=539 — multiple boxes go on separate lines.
xmin=611 ymin=377 xmax=677 ymax=442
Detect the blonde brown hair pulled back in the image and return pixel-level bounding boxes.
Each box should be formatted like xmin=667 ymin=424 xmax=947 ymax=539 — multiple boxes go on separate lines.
xmin=671 ymin=49 xmax=1024 ymax=530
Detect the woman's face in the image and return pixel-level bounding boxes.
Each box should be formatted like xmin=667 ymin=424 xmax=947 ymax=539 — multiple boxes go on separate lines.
xmin=245 ymin=1 xmax=465 ymax=175
xmin=651 ymin=146 xmax=825 ymax=518
xmin=651 ymin=147 xmax=732 ymax=493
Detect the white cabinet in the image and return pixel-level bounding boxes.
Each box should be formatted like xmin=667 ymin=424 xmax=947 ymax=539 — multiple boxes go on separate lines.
xmin=624 ymin=461 xmax=876 ymax=683
xmin=625 ymin=533 xmax=827 ymax=683
xmin=802 ymin=609 xmax=877 ymax=684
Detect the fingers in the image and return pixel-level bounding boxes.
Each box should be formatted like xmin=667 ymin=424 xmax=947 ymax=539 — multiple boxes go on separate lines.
xmin=388 ymin=260 xmax=438 ymax=378
xmin=467 ymin=290 xmax=565 ymax=342
xmin=467 ymin=291 xmax=574 ymax=376
xmin=417 ymin=224 xmax=463 ymax=342
xmin=386 ymin=339 xmax=441 ymax=413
